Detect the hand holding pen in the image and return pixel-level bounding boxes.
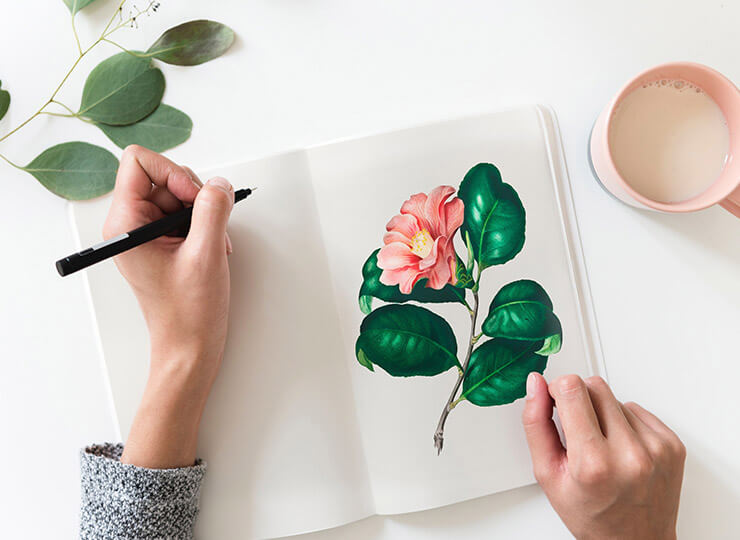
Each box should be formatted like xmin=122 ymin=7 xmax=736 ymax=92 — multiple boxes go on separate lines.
xmin=99 ymin=145 xmax=238 ymax=469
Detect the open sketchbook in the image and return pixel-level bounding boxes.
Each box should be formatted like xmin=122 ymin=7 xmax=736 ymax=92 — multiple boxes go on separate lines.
xmin=71 ymin=106 xmax=604 ymax=539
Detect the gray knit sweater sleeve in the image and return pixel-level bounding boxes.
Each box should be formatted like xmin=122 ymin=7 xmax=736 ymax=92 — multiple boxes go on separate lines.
xmin=80 ymin=443 xmax=206 ymax=540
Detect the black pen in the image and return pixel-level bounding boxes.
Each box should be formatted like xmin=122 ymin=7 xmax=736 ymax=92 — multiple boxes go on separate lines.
xmin=56 ymin=188 xmax=254 ymax=277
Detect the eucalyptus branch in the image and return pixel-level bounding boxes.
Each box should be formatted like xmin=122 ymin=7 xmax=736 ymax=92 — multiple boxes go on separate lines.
xmin=433 ymin=286 xmax=480 ymax=454
xmin=0 ymin=0 xmax=157 ymax=147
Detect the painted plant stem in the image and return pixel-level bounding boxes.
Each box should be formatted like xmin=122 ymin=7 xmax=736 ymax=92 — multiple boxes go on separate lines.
xmin=433 ymin=287 xmax=479 ymax=454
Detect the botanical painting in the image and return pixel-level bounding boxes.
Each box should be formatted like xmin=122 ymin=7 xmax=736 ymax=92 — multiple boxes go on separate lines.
xmin=355 ymin=163 xmax=563 ymax=453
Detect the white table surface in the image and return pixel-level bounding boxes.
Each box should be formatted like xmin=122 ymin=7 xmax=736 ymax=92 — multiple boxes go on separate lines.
xmin=1 ymin=1 xmax=738 ymax=538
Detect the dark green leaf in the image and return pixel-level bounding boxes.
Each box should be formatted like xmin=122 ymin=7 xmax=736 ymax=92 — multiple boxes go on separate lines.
xmin=458 ymin=163 xmax=526 ymax=269
xmin=358 ymin=249 xmax=467 ymax=314
xmin=79 ymin=52 xmax=165 ymax=125
xmin=481 ymin=279 xmax=562 ymax=347
xmin=0 ymin=81 xmax=9 ymax=122
xmin=23 ymin=142 xmax=118 ymax=200
xmin=96 ymin=104 xmax=192 ymax=152
xmin=462 ymin=339 xmax=547 ymax=406
xmin=146 ymin=20 xmax=235 ymax=66
xmin=63 ymin=0 xmax=99 ymax=15
xmin=355 ymin=304 xmax=459 ymax=377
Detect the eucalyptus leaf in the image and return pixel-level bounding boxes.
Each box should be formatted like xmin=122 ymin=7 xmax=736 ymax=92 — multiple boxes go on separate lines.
xmin=462 ymin=339 xmax=547 ymax=406
xmin=458 ymin=163 xmax=526 ymax=269
xmin=481 ymin=279 xmax=562 ymax=345
xmin=146 ymin=20 xmax=235 ymax=66
xmin=358 ymin=249 xmax=467 ymax=314
xmin=0 ymin=81 xmax=9 ymax=122
xmin=355 ymin=304 xmax=459 ymax=377
xmin=23 ymin=142 xmax=118 ymax=200
xmin=63 ymin=0 xmax=99 ymax=15
xmin=79 ymin=52 xmax=165 ymax=125
xmin=96 ymin=104 xmax=193 ymax=152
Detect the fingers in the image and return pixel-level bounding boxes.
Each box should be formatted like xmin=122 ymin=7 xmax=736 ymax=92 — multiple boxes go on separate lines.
xmin=620 ymin=402 xmax=652 ymax=435
xmin=184 ymin=165 xmax=231 ymax=255
xmin=186 ymin=177 xmax=234 ymax=257
xmin=148 ymin=185 xmax=184 ymax=215
xmin=584 ymin=376 xmax=632 ymax=439
xmin=522 ymin=372 xmax=565 ymax=484
xmin=549 ymin=375 xmax=604 ymax=454
xmin=114 ymin=145 xmax=201 ymax=205
xmin=624 ymin=402 xmax=687 ymax=465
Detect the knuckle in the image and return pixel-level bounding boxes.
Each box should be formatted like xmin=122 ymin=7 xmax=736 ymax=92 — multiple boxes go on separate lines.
xmin=584 ymin=375 xmax=608 ymax=390
xmin=199 ymin=185 xmax=232 ymax=209
xmin=573 ymin=453 xmax=610 ymax=485
xmin=553 ymin=374 xmax=585 ymax=397
xmin=622 ymin=447 xmax=654 ymax=481
xmin=521 ymin=405 xmax=540 ymax=428
xmin=121 ymin=144 xmax=143 ymax=160
xmin=672 ymin=437 xmax=687 ymax=462
xmin=532 ymin=463 xmax=552 ymax=485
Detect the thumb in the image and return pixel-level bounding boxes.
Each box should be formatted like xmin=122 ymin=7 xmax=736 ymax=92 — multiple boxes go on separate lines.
xmin=186 ymin=177 xmax=234 ymax=256
xmin=522 ymin=372 xmax=565 ymax=485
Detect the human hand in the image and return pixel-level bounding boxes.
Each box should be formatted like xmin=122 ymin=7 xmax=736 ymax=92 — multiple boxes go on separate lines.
xmin=102 ymin=145 xmax=235 ymax=468
xmin=522 ymin=373 xmax=686 ymax=540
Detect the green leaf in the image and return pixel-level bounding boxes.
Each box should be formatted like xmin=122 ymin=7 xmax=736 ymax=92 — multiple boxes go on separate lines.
xmin=536 ymin=333 xmax=562 ymax=355
xmin=355 ymin=304 xmax=459 ymax=377
xmin=358 ymin=249 xmax=467 ymax=314
xmin=23 ymin=142 xmax=118 ymax=200
xmin=79 ymin=52 xmax=165 ymax=125
xmin=454 ymin=255 xmax=474 ymax=289
xmin=0 ymin=81 xmax=9 ymax=122
xmin=462 ymin=339 xmax=547 ymax=406
xmin=63 ymin=0 xmax=99 ymax=15
xmin=356 ymin=349 xmax=375 ymax=372
xmin=96 ymin=104 xmax=192 ymax=152
xmin=146 ymin=20 xmax=235 ymax=66
xmin=481 ymin=279 xmax=562 ymax=344
xmin=458 ymin=163 xmax=526 ymax=269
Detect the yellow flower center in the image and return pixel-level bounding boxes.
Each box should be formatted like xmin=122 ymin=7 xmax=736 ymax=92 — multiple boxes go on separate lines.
xmin=410 ymin=228 xmax=433 ymax=258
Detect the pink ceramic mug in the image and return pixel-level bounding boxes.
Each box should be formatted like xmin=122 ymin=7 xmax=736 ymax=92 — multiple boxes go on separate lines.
xmin=589 ymin=62 xmax=740 ymax=217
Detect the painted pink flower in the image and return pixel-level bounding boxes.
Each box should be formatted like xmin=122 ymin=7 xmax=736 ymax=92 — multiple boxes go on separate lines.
xmin=377 ymin=186 xmax=464 ymax=294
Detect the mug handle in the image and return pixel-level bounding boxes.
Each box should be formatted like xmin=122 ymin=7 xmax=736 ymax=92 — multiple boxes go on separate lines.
xmin=719 ymin=186 xmax=740 ymax=218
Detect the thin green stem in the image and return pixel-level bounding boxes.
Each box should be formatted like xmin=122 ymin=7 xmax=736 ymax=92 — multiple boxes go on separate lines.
xmin=102 ymin=38 xmax=148 ymax=57
xmin=102 ymin=0 xmax=127 ymax=36
xmin=0 ymin=152 xmax=23 ymax=170
xmin=40 ymin=111 xmax=76 ymax=118
xmin=50 ymin=100 xmax=78 ymax=116
xmin=71 ymin=15 xmax=83 ymax=55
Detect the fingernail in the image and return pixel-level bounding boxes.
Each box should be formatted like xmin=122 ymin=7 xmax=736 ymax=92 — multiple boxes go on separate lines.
xmin=208 ymin=176 xmax=232 ymax=194
xmin=225 ymin=233 xmax=233 ymax=255
xmin=526 ymin=372 xmax=537 ymax=400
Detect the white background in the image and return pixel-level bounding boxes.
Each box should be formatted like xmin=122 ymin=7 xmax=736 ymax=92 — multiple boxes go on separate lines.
xmin=0 ymin=1 xmax=738 ymax=538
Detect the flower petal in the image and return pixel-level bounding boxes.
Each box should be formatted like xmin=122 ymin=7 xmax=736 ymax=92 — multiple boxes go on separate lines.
xmin=424 ymin=185 xmax=456 ymax=237
xmin=443 ymin=197 xmax=464 ymax=237
xmin=418 ymin=236 xmax=444 ymax=270
xmin=385 ymin=213 xmax=419 ymax=240
xmin=400 ymin=192 xmax=432 ymax=230
xmin=383 ymin=230 xmax=412 ymax=246
xmin=380 ymin=266 xmax=422 ymax=294
xmin=424 ymin=256 xmax=453 ymax=289
xmin=377 ymin=242 xmax=419 ymax=270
